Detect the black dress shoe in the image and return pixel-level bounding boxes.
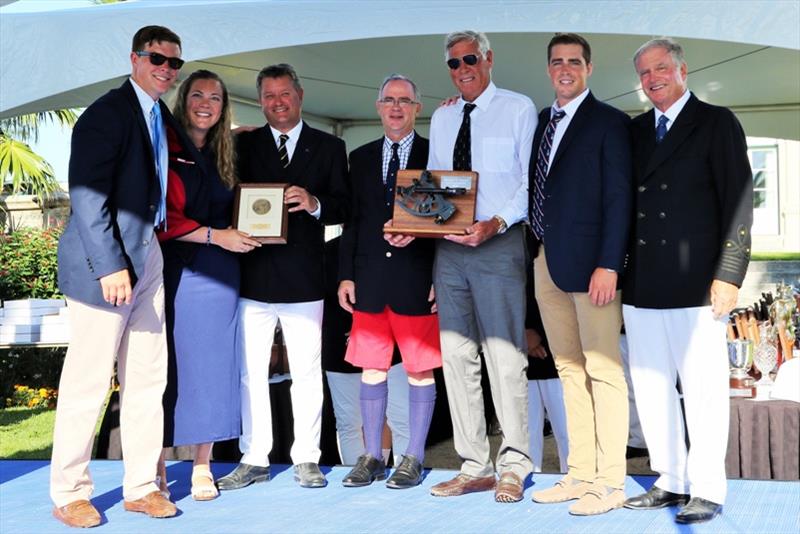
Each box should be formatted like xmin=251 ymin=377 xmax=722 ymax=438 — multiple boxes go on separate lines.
xmin=675 ymin=497 xmax=722 ymax=524
xmin=342 ymin=454 xmax=386 ymax=487
xmin=386 ymin=455 xmax=423 ymax=489
xmin=294 ymin=462 xmax=327 ymax=488
xmin=216 ymin=463 xmax=270 ymax=491
xmin=624 ymin=486 xmax=689 ymax=509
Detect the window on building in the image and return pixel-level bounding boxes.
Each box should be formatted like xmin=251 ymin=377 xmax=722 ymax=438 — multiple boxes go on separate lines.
xmin=749 ymin=145 xmax=779 ymax=235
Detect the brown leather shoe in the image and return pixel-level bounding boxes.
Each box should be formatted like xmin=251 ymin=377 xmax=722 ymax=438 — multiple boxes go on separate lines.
xmin=52 ymin=499 xmax=101 ymax=528
xmin=531 ymin=475 xmax=591 ymax=503
xmin=495 ymin=472 xmax=524 ymax=503
xmin=123 ymin=491 xmax=177 ymax=518
xmin=430 ymin=473 xmax=496 ymax=497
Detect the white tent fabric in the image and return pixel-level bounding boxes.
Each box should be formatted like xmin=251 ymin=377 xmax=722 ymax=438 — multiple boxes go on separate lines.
xmin=1 ymin=0 xmax=799 ymax=140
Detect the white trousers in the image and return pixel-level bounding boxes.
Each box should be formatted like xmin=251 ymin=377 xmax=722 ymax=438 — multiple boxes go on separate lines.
xmin=238 ymin=298 xmax=323 ymax=467
xmin=325 ymin=364 xmax=410 ymax=465
xmin=623 ymin=305 xmax=729 ymax=504
xmin=619 ymin=334 xmax=647 ymax=449
xmin=527 ymin=378 xmax=569 ymax=473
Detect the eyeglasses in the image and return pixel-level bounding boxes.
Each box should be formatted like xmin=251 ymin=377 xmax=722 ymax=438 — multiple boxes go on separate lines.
xmin=135 ymin=51 xmax=185 ymax=70
xmin=378 ymin=97 xmax=417 ymax=107
xmin=447 ymin=54 xmax=480 ymax=70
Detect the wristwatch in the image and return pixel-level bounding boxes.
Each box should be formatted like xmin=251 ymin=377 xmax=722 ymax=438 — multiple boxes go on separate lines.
xmin=492 ymin=215 xmax=508 ymax=234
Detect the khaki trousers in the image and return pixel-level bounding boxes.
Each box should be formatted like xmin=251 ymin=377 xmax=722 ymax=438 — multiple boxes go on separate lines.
xmin=534 ymin=247 xmax=628 ymax=488
xmin=50 ymin=240 xmax=167 ymax=506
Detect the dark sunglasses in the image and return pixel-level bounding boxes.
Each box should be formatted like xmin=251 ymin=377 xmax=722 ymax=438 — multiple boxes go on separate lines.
xmin=447 ymin=54 xmax=480 ymax=70
xmin=135 ymin=51 xmax=185 ymax=70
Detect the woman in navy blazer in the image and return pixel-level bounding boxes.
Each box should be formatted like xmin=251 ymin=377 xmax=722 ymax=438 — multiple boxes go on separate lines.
xmin=156 ymin=70 xmax=260 ymax=501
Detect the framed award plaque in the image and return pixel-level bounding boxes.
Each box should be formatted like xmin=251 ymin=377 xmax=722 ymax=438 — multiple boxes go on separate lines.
xmin=383 ymin=169 xmax=479 ymax=238
xmin=232 ymin=183 xmax=289 ymax=244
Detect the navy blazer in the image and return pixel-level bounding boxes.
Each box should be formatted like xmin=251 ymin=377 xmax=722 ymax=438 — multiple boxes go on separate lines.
xmin=236 ymin=122 xmax=350 ymax=303
xmin=339 ymin=134 xmax=434 ymax=315
xmin=622 ymin=94 xmax=752 ymax=308
xmin=57 ymin=79 xmax=181 ymax=307
xmin=528 ymin=92 xmax=632 ymax=292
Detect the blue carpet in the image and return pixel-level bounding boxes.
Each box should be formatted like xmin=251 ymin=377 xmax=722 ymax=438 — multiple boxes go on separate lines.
xmin=1 ymin=460 xmax=798 ymax=533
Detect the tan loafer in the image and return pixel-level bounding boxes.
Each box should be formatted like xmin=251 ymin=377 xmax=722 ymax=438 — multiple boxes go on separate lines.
xmin=569 ymin=485 xmax=626 ymax=515
xmin=123 ymin=491 xmax=177 ymax=518
xmin=430 ymin=473 xmax=496 ymax=497
xmin=531 ymin=475 xmax=591 ymax=503
xmin=52 ymin=499 xmax=101 ymax=528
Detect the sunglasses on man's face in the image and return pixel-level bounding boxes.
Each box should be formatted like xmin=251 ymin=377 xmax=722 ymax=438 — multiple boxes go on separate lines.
xmin=135 ymin=51 xmax=185 ymax=70
xmin=447 ymin=54 xmax=480 ymax=70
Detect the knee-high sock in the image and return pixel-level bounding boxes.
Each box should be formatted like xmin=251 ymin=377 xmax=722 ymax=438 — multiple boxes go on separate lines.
xmin=405 ymin=384 xmax=436 ymax=462
xmin=360 ymin=381 xmax=388 ymax=460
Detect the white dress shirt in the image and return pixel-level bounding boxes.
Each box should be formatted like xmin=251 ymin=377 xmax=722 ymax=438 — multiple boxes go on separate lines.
xmin=547 ymin=88 xmax=590 ymax=171
xmin=269 ymin=121 xmax=321 ymax=219
xmin=654 ymin=89 xmax=691 ymax=132
xmin=427 ymin=81 xmax=538 ymax=226
xmin=129 ymin=77 xmax=168 ymax=227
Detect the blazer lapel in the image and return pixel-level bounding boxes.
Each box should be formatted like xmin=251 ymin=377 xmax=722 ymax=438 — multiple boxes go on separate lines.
xmin=286 ymin=121 xmax=316 ymax=183
xmin=549 ymin=92 xmax=596 ymax=172
xmin=643 ymin=94 xmax=699 ymax=180
xmin=407 ymin=133 xmax=427 ymax=169
xmin=122 ymin=80 xmax=157 ymax=177
xmin=254 ymin=126 xmax=286 ymax=181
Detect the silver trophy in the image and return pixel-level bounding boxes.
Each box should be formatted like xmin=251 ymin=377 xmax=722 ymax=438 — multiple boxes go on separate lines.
xmin=728 ymin=339 xmax=754 ymax=387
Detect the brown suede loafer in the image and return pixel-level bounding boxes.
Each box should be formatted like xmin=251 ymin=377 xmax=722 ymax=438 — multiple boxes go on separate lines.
xmin=569 ymin=485 xmax=625 ymax=516
xmin=430 ymin=473 xmax=496 ymax=497
xmin=123 ymin=491 xmax=177 ymax=518
xmin=495 ymin=472 xmax=524 ymax=503
xmin=532 ymin=475 xmax=591 ymax=503
xmin=53 ymin=499 xmax=101 ymax=528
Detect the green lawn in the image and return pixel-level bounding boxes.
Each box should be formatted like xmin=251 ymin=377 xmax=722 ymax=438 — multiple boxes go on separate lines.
xmin=751 ymin=252 xmax=800 ymax=261
xmin=0 ymin=406 xmax=56 ymax=459
xmin=1 ymin=396 xmax=109 ymax=459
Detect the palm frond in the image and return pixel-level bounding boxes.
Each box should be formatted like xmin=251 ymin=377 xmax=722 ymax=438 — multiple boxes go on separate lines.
xmin=0 ymin=134 xmax=61 ymax=201
xmin=0 ymin=110 xmax=78 ymax=143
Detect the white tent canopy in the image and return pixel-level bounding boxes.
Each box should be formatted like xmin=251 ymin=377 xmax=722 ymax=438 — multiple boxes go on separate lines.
xmin=2 ymin=0 xmax=799 ymax=143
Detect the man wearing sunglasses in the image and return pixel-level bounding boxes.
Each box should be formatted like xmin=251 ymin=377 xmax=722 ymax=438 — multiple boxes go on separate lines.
xmin=51 ymin=26 xmax=186 ymax=527
xmin=425 ymin=30 xmax=538 ymax=503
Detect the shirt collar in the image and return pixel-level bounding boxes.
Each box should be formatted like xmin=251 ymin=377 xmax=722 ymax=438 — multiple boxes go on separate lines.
xmin=460 ymin=81 xmax=496 ymax=112
xmin=129 ymin=77 xmax=158 ymax=114
xmin=270 ymin=120 xmax=303 ymax=143
xmin=551 ymin=88 xmax=590 ymax=118
xmin=383 ymin=130 xmax=414 ymax=151
xmin=655 ymin=89 xmax=691 ymax=126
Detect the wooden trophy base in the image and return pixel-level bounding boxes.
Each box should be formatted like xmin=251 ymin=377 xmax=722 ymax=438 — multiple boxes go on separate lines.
xmin=383 ymin=169 xmax=478 ymax=238
xmin=730 ymin=376 xmax=756 ymax=398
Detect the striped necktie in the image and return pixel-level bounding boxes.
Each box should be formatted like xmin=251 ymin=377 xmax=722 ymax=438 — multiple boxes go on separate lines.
xmin=531 ymin=110 xmax=566 ymax=240
xmin=278 ymin=134 xmax=290 ymax=168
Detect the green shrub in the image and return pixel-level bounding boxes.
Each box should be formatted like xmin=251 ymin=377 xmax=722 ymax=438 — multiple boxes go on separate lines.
xmin=0 ymin=226 xmax=63 ymax=300
xmin=0 ymin=348 xmax=65 ymax=402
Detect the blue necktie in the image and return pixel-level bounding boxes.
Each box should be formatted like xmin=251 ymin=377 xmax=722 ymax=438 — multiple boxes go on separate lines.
xmin=655 ymin=114 xmax=669 ymax=144
xmin=150 ymin=103 xmax=166 ymax=227
xmin=531 ymin=110 xmax=566 ymax=240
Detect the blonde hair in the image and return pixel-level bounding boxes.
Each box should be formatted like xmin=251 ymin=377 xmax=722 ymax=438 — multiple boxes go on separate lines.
xmin=173 ymin=69 xmax=237 ymax=188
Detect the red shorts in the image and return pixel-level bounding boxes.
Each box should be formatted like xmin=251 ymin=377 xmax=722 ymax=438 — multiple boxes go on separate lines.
xmin=345 ymin=307 xmax=442 ymax=373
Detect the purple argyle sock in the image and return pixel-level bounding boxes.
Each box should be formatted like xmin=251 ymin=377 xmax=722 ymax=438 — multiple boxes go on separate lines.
xmin=405 ymin=383 xmax=436 ymax=462
xmin=360 ymin=380 xmax=388 ymax=460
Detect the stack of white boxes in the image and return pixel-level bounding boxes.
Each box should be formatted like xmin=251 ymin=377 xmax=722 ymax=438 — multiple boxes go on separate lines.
xmin=0 ymin=299 xmax=70 ymax=345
